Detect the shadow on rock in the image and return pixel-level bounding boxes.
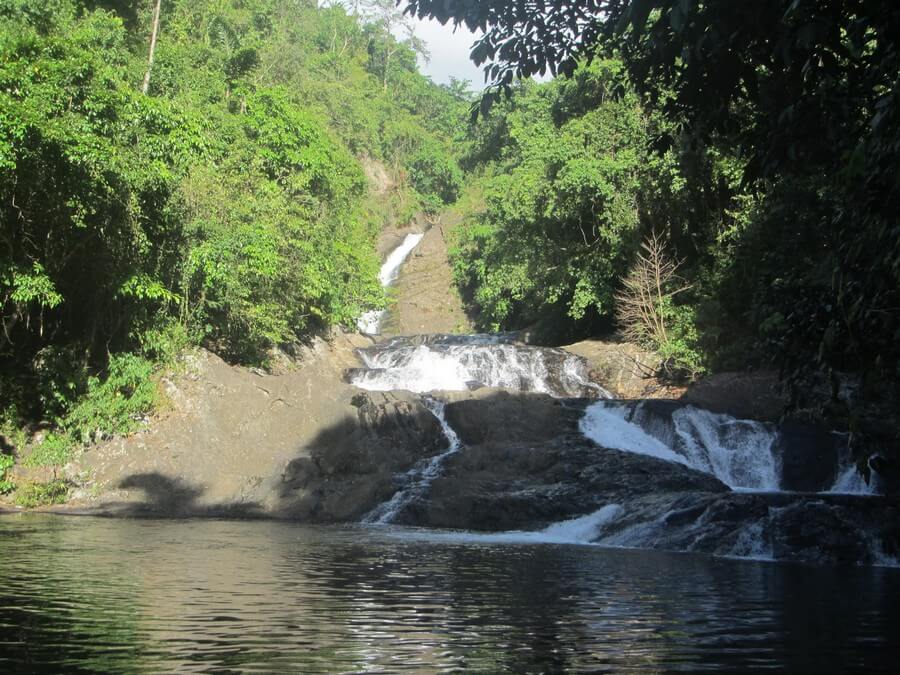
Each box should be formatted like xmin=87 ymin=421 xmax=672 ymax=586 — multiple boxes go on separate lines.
xmin=101 ymin=473 xmax=265 ymax=519
xmin=274 ymin=392 xmax=448 ymax=522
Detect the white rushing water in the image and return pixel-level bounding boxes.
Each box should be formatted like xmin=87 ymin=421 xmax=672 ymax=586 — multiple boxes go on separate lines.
xmin=390 ymin=504 xmax=626 ymax=546
xmin=363 ymin=397 xmax=462 ymax=524
xmin=351 ymin=335 xmax=610 ymax=398
xmin=579 ymin=400 xmax=876 ymax=494
xmin=579 ymin=401 xmax=780 ymax=489
xmin=357 ymin=232 xmax=424 ymax=335
xmin=829 ymin=464 xmax=876 ymax=495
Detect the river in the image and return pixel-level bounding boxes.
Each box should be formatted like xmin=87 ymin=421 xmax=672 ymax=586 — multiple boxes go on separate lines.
xmin=2 ymin=514 xmax=899 ymax=672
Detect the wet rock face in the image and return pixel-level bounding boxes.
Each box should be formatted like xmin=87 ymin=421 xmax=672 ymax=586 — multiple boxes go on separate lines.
xmin=360 ymin=391 xmax=898 ymax=566
xmin=278 ymin=391 xmax=447 ymax=522
xmin=680 ymin=370 xmax=787 ymax=421
xmin=397 ymin=394 xmax=729 ymax=531
xmin=776 ymin=422 xmax=844 ymax=492
xmin=442 ymin=390 xmax=581 ymax=446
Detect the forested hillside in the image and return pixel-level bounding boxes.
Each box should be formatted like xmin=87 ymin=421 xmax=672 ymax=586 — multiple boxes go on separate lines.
xmin=0 ymin=0 xmax=466 ymax=482
xmin=440 ymin=0 xmax=900 ymax=474
xmin=451 ymin=59 xmax=712 ymax=379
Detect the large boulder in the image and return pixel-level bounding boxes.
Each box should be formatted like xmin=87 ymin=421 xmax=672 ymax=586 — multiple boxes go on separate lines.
xmin=396 ymin=391 xmax=728 ymax=531
xmin=276 ymin=391 xmax=447 ymax=521
xmin=681 ymin=370 xmax=787 ymax=421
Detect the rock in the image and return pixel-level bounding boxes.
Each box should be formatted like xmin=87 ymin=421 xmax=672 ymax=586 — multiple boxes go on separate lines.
xmin=69 ymin=332 xmax=380 ymax=516
xmin=561 ymin=339 xmax=683 ymax=399
xmin=402 ymin=392 xmax=729 ymax=531
xmin=776 ymin=421 xmax=844 ymax=492
xmin=442 ymin=389 xmax=579 ymax=446
xmin=681 ymin=370 xmax=787 ymax=421
xmin=277 ymin=391 xmax=448 ymax=522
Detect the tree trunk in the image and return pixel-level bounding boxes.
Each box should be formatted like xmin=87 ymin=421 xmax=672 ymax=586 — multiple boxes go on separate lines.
xmin=141 ymin=0 xmax=163 ymax=95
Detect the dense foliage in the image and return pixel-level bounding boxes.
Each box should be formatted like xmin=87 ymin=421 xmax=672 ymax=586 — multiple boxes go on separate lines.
xmin=0 ymin=0 xmax=467 ymax=480
xmin=451 ymin=59 xmax=708 ymax=371
xmin=426 ymin=0 xmax=900 ymax=468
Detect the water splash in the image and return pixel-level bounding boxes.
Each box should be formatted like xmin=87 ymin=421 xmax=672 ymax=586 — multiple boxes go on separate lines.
xmin=385 ymin=504 xmax=625 ymax=546
xmin=578 ymin=400 xmax=781 ymax=491
xmin=351 ymin=334 xmax=609 ymax=398
xmin=579 ymin=402 xmax=688 ymax=466
xmin=357 ymin=232 xmax=424 ymax=335
xmin=363 ymin=397 xmax=461 ymax=524
xmin=671 ymin=407 xmax=780 ymax=491
xmin=726 ymin=520 xmax=775 ymax=561
xmin=829 ymin=464 xmax=876 ymax=495
xmin=579 ymin=401 xmax=878 ymax=495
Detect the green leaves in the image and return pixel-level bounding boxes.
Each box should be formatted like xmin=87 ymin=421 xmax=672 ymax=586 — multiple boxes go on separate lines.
xmin=0 ymin=0 xmax=458 ymax=470
xmin=5 ymin=262 xmax=63 ymax=310
xmin=453 ymin=59 xmax=645 ymax=332
xmin=118 ymin=274 xmax=179 ymax=304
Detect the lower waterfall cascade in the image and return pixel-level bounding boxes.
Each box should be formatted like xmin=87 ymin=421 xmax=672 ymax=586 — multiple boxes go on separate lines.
xmin=579 ymin=400 xmax=878 ymax=495
xmin=363 ymin=397 xmax=462 ymax=525
xmin=345 ymin=233 xmax=893 ymax=567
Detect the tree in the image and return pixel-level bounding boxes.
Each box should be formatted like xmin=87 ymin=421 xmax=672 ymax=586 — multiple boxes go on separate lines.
xmin=615 ymin=232 xmax=702 ymax=378
xmin=141 ymin=0 xmax=162 ymax=94
xmin=415 ymin=0 xmax=900 ymax=438
xmin=357 ymin=0 xmax=429 ymax=90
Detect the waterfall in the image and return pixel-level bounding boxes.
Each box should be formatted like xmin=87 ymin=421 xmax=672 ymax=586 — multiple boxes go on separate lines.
xmin=350 ymin=334 xmax=610 ymax=398
xmin=363 ymin=397 xmax=462 ymax=524
xmin=357 ymin=232 xmax=424 ymax=335
xmin=385 ymin=504 xmax=626 ymax=546
xmin=671 ymin=406 xmax=781 ymax=491
xmin=829 ymin=464 xmax=876 ymax=495
xmin=579 ymin=400 xmax=877 ymax=495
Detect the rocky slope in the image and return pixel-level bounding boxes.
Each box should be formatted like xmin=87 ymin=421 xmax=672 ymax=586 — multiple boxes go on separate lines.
xmin=380 ymin=211 xmax=473 ymax=336
xmin=60 ymin=333 xmax=447 ymax=520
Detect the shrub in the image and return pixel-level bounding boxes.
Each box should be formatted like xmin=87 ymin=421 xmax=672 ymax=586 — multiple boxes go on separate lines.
xmin=14 ymin=480 xmax=69 ymax=508
xmin=616 ymin=233 xmax=705 ymax=380
xmin=0 ymin=453 xmax=15 ymax=494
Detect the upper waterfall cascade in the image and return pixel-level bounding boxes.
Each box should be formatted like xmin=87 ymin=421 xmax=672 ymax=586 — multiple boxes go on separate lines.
xmin=350 ymin=334 xmax=610 ymax=398
xmin=357 ymin=232 xmax=424 ymax=335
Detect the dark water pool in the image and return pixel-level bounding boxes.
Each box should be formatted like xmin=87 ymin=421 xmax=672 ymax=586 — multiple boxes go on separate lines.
xmin=1 ymin=514 xmax=898 ymax=672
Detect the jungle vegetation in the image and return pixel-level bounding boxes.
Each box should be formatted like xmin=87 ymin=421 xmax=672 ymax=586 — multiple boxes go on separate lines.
xmin=0 ymin=0 xmax=467 ymax=482
xmin=418 ymin=0 xmax=899 ymax=472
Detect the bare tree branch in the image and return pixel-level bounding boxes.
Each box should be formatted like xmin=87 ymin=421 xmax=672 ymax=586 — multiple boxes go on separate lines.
xmin=615 ymin=231 xmax=690 ymax=348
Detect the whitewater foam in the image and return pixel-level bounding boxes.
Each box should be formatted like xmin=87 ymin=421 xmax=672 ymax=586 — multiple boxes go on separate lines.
xmin=579 ymin=400 xmax=876 ymax=495
xmin=352 ymin=335 xmax=608 ymax=398
xmin=357 ymin=232 xmax=424 ymax=335
xmin=382 ymin=504 xmax=625 ymax=546
xmin=363 ymin=397 xmax=462 ymax=524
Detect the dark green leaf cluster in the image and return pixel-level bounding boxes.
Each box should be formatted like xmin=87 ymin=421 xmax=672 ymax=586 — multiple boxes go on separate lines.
xmin=451 ymin=60 xmax=671 ymax=341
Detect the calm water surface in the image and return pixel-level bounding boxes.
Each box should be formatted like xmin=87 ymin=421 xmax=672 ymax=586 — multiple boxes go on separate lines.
xmin=1 ymin=514 xmax=898 ymax=672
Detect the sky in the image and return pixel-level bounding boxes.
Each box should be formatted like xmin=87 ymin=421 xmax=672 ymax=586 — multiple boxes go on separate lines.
xmin=403 ymin=15 xmax=486 ymax=89
xmin=323 ymin=2 xmax=490 ymax=89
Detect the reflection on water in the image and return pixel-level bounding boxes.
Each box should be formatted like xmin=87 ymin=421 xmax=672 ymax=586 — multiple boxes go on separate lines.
xmin=1 ymin=515 xmax=898 ymax=672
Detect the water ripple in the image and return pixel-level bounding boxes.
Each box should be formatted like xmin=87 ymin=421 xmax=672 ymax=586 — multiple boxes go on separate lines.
xmin=0 ymin=515 xmax=898 ymax=672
